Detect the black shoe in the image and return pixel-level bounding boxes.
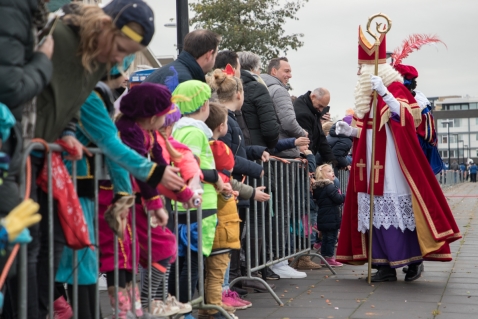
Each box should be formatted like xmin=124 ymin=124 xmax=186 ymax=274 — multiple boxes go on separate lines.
xmin=370 ymin=266 xmax=397 ymax=282
xmin=405 ymin=262 xmax=423 ymax=282
xmin=242 ymin=279 xmax=276 ymax=293
xmin=402 ymin=263 xmax=424 ymax=274
xmin=230 ymin=285 xmax=248 ymax=297
xmin=264 ymin=267 xmax=280 ymax=280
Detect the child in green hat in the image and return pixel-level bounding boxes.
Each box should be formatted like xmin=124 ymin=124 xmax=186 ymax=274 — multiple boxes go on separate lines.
xmin=170 ymin=80 xmax=225 ymax=308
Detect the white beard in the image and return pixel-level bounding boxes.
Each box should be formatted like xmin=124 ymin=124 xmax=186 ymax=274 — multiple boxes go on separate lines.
xmin=354 ymin=64 xmax=403 ymax=119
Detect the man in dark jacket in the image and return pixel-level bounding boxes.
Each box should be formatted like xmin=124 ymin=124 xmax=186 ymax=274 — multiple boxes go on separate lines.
xmin=238 ymin=51 xmax=280 ymax=150
xmin=294 ymin=88 xmax=337 ymax=165
xmin=145 ymin=29 xmax=221 ymax=88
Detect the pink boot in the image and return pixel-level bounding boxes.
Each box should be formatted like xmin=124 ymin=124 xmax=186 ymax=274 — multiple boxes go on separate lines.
xmin=127 ymin=283 xmax=144 ymax=317
xmin=108 ymin=287 xmax=135 ymax=319
xmin=53 ymin=296 xmax=72 ymax=319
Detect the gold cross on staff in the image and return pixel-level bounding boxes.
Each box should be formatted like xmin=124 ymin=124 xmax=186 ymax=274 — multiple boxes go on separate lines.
xmin=356 ymin=159 xmax=366 ymax=181
xmin=373 ymin=161 xmax=384 ymax=183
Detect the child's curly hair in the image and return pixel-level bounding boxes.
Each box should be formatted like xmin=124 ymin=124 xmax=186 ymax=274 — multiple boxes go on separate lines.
xmin=315 ymin=163 xmax=332 ymax=180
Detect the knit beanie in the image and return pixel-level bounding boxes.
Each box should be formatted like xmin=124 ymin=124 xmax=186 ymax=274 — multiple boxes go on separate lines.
xmin=120 ymin=83 xmax=172 ymax=118
xmin=172 ymin=80 xmax=211 ymax=115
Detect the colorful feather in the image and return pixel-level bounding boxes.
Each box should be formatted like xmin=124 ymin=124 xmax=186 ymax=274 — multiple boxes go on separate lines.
xmin=165 ymin=66 xmax=179 ymax=93
xmin=391 ymin=34 xmax=447 ymax=66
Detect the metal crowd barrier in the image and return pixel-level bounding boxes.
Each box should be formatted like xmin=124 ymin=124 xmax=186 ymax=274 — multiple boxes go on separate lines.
xmin=229 ymin=158 xmax=336 ymax=306
xmin=436 ymin=170 xmax=466 ymax=186
xmin=14 ymin=142 xmax=231 ymax=319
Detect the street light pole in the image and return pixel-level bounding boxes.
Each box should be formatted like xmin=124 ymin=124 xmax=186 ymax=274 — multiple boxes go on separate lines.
xmin=465 ymin=145 xmax=469 ymax=162
xmin=176 ymin=0 xmax=189 ymax=54
xmin=442 ymin=119 xmax=453 ymax=169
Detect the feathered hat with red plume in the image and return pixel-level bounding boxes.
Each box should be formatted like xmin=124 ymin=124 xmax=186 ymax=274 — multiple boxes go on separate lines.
xmin=391 ymin=34 xmax=447 ymax=78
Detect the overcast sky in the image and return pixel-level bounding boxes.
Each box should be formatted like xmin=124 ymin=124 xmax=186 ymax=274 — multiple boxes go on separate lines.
xmin=117 ymin=0 xmax=478 ymax=119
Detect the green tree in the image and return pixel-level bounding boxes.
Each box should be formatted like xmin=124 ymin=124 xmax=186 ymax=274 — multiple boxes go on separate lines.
xmin=190 ymin=0 xmax=308 ymax=65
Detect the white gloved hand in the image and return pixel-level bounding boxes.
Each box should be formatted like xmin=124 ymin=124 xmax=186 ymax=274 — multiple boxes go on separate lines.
xmin=371 ymin=75 xmax=388 ymax=96
xmin=336 ymin=121 xmax=358 ymax=137
xmin=382 ymin=93 xmax=401 ymax=114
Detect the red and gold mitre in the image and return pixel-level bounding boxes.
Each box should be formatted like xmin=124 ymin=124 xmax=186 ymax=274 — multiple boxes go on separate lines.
xmin=358 ymin=25 xmax=387 ymax=65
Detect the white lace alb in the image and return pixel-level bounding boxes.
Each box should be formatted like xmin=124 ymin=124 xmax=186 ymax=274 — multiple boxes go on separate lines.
xmin=357 ymin=192 xmax=415 ymax=233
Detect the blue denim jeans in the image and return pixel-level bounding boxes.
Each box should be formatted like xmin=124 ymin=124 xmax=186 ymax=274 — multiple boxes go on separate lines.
xmin=321 ymin=229 xmax=339 ymax=258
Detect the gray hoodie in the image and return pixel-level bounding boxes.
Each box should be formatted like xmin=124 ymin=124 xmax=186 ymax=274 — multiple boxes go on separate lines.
xmin=260 ymin=74 xmax=306 ymax=158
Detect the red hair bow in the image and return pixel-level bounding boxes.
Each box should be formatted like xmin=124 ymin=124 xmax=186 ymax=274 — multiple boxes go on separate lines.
xmin=223 ymin=64 xmax=235 ymax=76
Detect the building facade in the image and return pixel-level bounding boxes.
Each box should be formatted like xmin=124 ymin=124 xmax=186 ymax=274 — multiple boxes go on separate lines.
xmin=433 ymin=97 xmax=478 ymax=165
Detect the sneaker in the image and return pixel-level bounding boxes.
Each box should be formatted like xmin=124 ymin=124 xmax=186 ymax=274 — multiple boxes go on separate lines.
xmin=321 ymin=257 xmax=343 ymax=267
xmin=165 ymin=294 xmax=192 ymax=314
xmin=222 ymin=291 xmax=250 ymax=310
xmin=52 ymin=296 xmax=73 ymax=319
xmin=108 ymin=287 xmax=135 ymax=319
xmin=295 ymin=256 xmax=322 ymax=270
xmin=228 ymin=291 xmax=251 ymax=309
xmin=98 ymin=273 xmax=108 ymax=291
xmin=271 ymin=261 xmax=307 ymax=279
xmin=149 ymin=299 xmax=180 ymax=317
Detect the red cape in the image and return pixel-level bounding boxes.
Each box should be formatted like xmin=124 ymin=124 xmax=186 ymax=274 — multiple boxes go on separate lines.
xmin=336 ymin=82 xmax=461 ymax=264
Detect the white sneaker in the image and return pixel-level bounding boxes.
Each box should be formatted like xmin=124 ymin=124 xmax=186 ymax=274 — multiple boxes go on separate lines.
xmin=98 ymin=273 xmax=107 ymax=291
xmin=271 ymin=262 xmax=307 ymax=278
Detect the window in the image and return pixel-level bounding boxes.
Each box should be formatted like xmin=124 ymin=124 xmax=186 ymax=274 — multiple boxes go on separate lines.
xmin=470 ymin=103 xmax=478 ymax=110
xmin=454 ymin=119 xmax=461 ymax=127
xmin=442 ymin=136 xmax=448 ymax=143
xmin=441 ymin=120 xmax=453 ymax=128
xmin=476 ymin=133 xmax=478 ymax=141
xmin=440 ymin=150 xmax=448 ymax=158
xmin=462 ymin=104 xmax=469 ymax=110
xmin=450 ymin=135 xmax=457 ymax=143
xmin=475 ymin=118 xmax=478 ymax=125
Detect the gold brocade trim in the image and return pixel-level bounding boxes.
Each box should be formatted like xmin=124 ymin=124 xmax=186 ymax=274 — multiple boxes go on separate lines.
xmin=372 ymin=255 xmax=422 ymax=266
xmin=147 ymin=163 xmax=157 ymax=180
xmin=357 ymin=127 xmax=362 ymax=138
xmin=412 ymin=194 xmax=444 ymax=255
xmin=391 ymin=130 xmax=455 ymax=240
xmin=448 ymin=233 xmax=462 ymax=239
xmin=358 ymin=58 xmax=387 ymax=65
xmin=358 ymin=232 xmax=367 ymax=259
xmin=118 ymin=237 xmax=128 ymax=268
xmin=411 ymin=107 xmax=422 ymax=127
xmin=351 ymin=117 xmax=357 ymax=128
xmin=379 ymin=106 xmax=390 ymax=131
xmin=100 ymin=185 xmax=113 ymax=190
xmin=117 ymin=192 xmax=130 ymax=196
xmin=146 ymin=195 xmax=160 ymax=201
xmin=426 ymin=253 xmax=452 ymax=259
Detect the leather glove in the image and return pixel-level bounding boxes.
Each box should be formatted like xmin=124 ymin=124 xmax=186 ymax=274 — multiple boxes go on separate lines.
xmin=336 ymin=121 xmax=358 ymax=137
xmin=371 ymin=75 xmax=388 ymax=96
xmin=1 ymin=199 xmax=41 ymax=242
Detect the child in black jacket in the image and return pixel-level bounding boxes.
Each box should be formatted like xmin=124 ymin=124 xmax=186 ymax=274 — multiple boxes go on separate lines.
xmin=313 ymin=164 xmax=345 ymax=267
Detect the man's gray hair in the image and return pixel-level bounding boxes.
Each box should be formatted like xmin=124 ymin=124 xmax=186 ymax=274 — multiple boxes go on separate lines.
xmin=238 ymin=51 xmax=261 ymax=72
xmin=312 ymin=87 xmax=328 ymax=98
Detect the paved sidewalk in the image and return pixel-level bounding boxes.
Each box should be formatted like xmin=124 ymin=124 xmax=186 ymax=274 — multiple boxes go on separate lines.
xmin=235 ymin=182 xmax=478 ymax=319
xmin=100 ymin=183 xmax=477 ymax=319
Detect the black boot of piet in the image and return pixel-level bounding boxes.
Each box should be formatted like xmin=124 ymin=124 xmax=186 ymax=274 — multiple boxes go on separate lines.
xmin=404 ymin=262 xmax=423 ymax=282
xmin=371 ymin=265 xmax=397 ymax=282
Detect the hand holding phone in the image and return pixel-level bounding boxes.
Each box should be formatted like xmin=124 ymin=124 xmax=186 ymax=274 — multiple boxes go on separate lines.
xmin=321 ymin=106 xmax=331 ymax=121
xmin=36 ymin=16 xmax=58 ymax=59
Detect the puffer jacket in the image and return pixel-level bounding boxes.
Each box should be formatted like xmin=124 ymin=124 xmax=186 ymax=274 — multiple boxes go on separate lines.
xmin=260 ymin=74 xmax=306 ymax=158
xmin=312 ymin=179 xmax=345 ymax=231
xmin=220 ymin=110 xmax=265 ymax=207
xmin=327 ymin=123 xmax=353 ymax=169
xmin=219 ymin=110 xmax=265 ymax=181
xmin=212 ymin=194 xmax=241 ymax=251
xmin=240 ymin=70 xmax=279 ymax=149
xmin=0 ymin=0 xmax=52 ymax=120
